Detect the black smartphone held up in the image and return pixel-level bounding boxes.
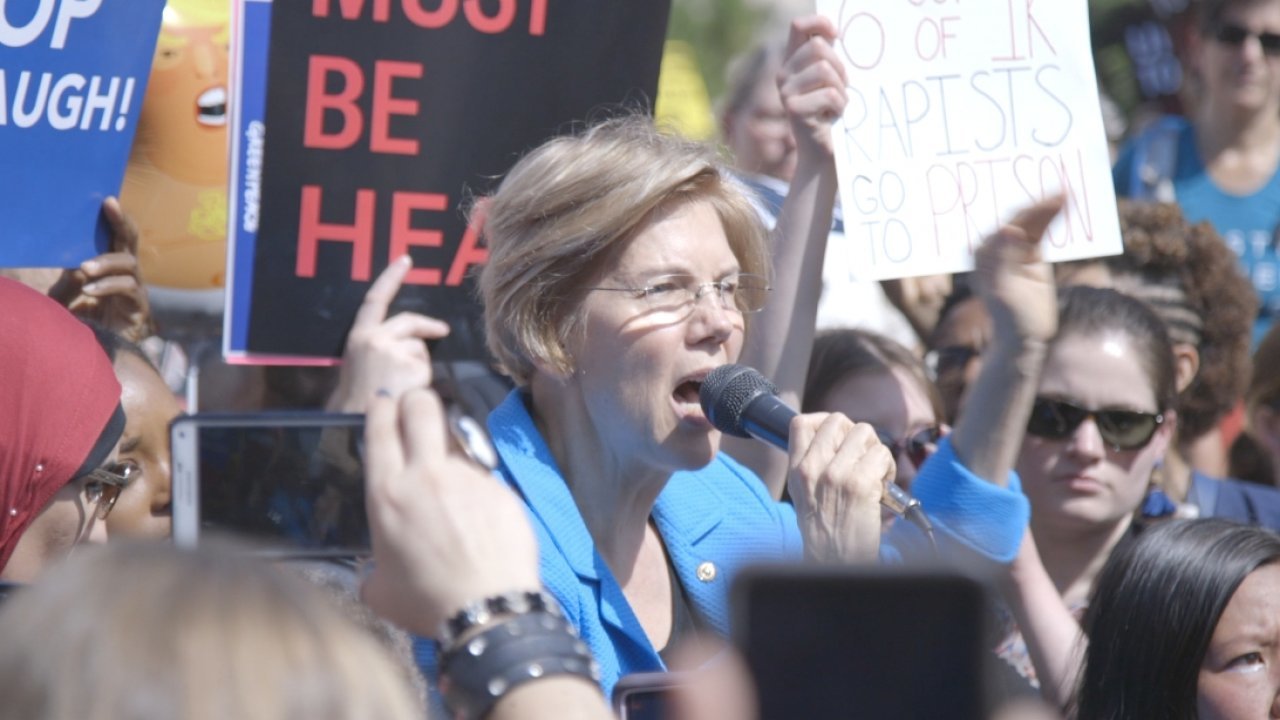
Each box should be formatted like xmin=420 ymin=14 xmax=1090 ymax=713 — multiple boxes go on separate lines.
xmin=731 ymin=564 xmax=995 ymax=720
xmin=612 ymin=670 xmax=692 ymax=720
xmin=171 ymin=413 xmax=368 ymax=558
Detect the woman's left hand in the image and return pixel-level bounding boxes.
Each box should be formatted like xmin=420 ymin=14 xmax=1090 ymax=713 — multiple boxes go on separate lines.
xmin=786 ymin=413 xmax=895 ymax=562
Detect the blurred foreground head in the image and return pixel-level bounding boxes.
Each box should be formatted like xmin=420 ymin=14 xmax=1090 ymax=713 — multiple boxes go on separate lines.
xmin=0 ymin=541 xmax=421 ymax=720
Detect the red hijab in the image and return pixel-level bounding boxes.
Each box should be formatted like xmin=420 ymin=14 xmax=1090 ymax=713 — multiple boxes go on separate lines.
xmin=0 ymin=278 xmax=123 ymax=572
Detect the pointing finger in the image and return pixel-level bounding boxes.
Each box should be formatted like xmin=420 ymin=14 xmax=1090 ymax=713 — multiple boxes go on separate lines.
xmin=354 ymin=255 xmax=412 ymax=330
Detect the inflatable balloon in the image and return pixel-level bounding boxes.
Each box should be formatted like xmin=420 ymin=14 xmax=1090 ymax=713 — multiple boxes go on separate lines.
xmin=120 ymin=0 xmax=228 ymax=303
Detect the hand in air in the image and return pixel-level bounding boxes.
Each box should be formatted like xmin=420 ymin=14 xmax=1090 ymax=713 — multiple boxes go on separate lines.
xmin=973 ymin=196 xmax=1065 ymax=345
xmin=327 ymin=255 xmax=449 ymax=413
xmin=779 ymin=14 xmax=848 ymax=159
xmin=47 ymin=197 xmax=152 ymax=342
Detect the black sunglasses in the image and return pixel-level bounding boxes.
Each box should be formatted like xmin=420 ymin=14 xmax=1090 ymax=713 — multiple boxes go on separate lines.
xmin=875 ymin=425 xmax=944 ymax=470
xmin=1214 ymin=22 xmax=1280 ymax=55
xmin=1026 ymin=398 xmax=1163 ymax=451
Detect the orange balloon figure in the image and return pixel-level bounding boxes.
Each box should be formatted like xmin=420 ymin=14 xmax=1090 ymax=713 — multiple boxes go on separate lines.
xmin=121 ymin=0 xmax=229 ymax=297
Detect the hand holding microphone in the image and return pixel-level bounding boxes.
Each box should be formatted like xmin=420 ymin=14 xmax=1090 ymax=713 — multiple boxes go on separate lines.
xmin=700 ymin=365 xmax=933 ymax=560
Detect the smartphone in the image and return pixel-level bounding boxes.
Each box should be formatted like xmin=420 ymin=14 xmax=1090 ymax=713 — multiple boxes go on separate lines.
xmin=171 ymin=413 xmax=369 ymax=557
xmin=731 ymin=564 xmax=994 ymax=720
xmin=612 ymin=671 xmax=691 ymax=720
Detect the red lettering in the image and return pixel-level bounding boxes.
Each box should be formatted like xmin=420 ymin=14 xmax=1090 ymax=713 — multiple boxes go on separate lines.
xmin=529 ymin=0 xmax=546 ymax=35
xmin=390 ymin=192 xmax=449 ymax=284
xmin=312 ymin=0 xmax=391 ymax=21
xmin=1026 ymin=0 xmax=1056 ymax=57
xmin=297 ymin=186 xmax=377 ymax=280
xmin=304 ymin=55 xmax=365 ymax=150
xmin=463 ymin=0 xmax=515 ymax=34
xmin=447 ymin=210 xmax=489 ymax=286
xmin=993 ymin=0 xmax=1022 ymax=61
xmin=840 ymin=13 xmax=886 ymax=70
xmin=403 ymin=0 xmax=459 ymax=28
xmin=371 ymin=61 xmax=423 ymax=155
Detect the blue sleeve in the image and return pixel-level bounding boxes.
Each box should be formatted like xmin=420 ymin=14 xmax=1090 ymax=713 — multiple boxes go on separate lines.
xmin=885 ymin=437 xmax=1029 ymax=564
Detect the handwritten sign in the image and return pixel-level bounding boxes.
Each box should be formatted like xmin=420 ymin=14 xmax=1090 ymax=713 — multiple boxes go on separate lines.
xmin=0 ymin=0 xmax=165 ymax=267
xmin=234 ymin=1 xmax=671 ymax=363
xmin=816 ymin=0 xmax=1122 ymax=279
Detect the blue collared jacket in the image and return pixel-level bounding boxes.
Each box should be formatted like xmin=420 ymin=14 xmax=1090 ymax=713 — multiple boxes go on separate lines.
xmin=416 ymin=390 xmax=1030 ymax=701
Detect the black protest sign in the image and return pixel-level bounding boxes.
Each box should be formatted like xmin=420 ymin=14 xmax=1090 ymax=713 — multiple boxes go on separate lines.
xmin=247 ymin=0 xmax=671 ymax=361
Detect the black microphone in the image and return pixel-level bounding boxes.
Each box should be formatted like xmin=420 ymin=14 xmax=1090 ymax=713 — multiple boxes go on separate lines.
xmin=700 ymin=363 xmax=931 ymax=532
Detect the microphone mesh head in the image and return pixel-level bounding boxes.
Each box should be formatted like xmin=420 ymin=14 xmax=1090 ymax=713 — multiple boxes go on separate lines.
xmin=699 ymin=364 xmax=777 ymax=437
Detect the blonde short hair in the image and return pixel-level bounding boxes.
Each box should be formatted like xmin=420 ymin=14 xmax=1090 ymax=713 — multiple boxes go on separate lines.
xmin=0 ymin=542 xmax=422 ymax=720
xmin=479 ymin=116 xmax=770 ymax=386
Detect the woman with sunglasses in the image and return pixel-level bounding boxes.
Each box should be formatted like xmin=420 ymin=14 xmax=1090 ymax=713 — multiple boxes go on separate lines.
xmin=1112 ymin=0 xmax=1280 ymax=342
xmin=802 ymin=329 xmax=945 ymax=530
xmin=994 ymin=284 xmax=1180 ymax=703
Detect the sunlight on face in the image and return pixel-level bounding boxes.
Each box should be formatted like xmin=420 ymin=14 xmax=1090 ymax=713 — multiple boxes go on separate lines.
xmin=1197 ymin=564 xmax=1280 ymax=719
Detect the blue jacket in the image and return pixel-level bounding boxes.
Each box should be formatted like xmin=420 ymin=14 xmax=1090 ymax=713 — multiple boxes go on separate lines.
xmin=1190 ymin=471 xmax=1280 ymax=529
xmin=416 ymin=390 xmax=1030 ymax=700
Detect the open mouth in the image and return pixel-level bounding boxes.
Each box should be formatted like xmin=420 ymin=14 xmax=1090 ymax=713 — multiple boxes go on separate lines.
xmin=197 ymin=86 xmax=227 ymax=126
xmin=674 ymin=379 xmax=703 ymax=406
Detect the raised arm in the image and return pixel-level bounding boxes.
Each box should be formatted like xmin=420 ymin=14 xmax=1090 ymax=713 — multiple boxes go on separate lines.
xmin=948 ymin=196 xmax=1062 ymax=484
xmin=729 ymin=14 xmax=848 ymax=497
xmin=941 ymin=196 xmax=1084 ymax=707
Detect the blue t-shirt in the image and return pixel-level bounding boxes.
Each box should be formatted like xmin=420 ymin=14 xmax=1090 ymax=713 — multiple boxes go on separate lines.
xmin=1113 ymin=116 xmax=1280 ymax=344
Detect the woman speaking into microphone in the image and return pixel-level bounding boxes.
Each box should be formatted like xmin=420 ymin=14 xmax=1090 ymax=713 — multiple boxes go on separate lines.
xmin=335 ymin=16 xmax=1056 ymax=704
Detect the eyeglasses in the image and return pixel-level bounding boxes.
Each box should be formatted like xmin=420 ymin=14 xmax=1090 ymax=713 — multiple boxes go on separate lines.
xmin=874 ymin=425 xmax=943 ymax=470
xmin=587 ymin=273 xmax=771 ymax=316
xmin=81 ymin=460 xmax=139 ymax=520
xmin=1213 ymin=23 xmax=1280 ymax=55
xmin=1026 ymin=398 xmax=1164 ymax=452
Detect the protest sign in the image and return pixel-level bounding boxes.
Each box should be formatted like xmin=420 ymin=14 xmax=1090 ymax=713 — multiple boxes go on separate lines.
xmin=224 ymin=0 xmax=273 ymax=363
xmin=0 ymin=0 xmax=165 ymax=267
xmin=816 ymin=0 xmax=1122 ymax=279
xmin=231 ymin=1 xmax=671 ymax=363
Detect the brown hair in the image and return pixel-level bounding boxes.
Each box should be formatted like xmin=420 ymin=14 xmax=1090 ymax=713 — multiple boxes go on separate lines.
xmin=803 ymin=328 xmax=944 ymax=420
xmin=1057 ymin=285 xmax=1179 ymax=414
xmin=1109 ymin=200 xmax=1257 ymax=440
xmin=479 ymin=115 xmax=770 ymax=386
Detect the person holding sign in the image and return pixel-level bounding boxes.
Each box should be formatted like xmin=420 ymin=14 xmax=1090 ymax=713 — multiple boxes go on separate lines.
xmin=719 ymin=31 xmax=921 ymax=351
xmin=1113 ymin=0 xmax=1280 ymax=344
xmin=0 ymin=197 xmax=153 ymax=344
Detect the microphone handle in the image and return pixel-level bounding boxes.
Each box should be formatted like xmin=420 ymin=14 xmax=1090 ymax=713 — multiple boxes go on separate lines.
xmin=740 ymin=396 xmax=927 ymax=524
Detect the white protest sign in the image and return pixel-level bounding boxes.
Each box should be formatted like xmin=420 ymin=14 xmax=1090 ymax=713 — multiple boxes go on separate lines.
xmin=816 ymin=0 xmax=1121 ymax=279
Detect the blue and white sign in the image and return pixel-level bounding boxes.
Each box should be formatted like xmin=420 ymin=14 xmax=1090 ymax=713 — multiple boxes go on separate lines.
xmin=1 ymin=0 xmax=166 ymax=267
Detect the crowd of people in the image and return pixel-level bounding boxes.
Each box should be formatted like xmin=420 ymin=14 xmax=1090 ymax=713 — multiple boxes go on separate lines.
xmin=5 ymin=2 xmax=1280 ymax=718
